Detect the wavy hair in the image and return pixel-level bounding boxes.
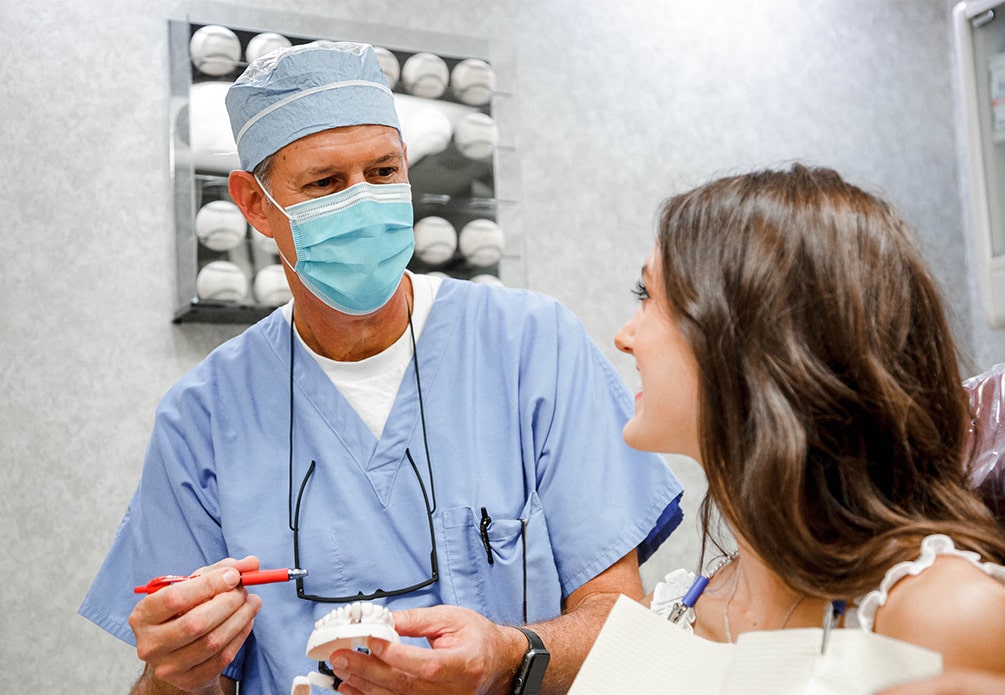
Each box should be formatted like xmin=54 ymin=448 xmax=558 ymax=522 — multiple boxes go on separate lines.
xmin=657 ymin=163 xmax=1005 ymax=598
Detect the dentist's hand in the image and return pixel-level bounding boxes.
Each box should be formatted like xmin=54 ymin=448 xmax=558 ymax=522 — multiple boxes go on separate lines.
xmin=325 ymin=604 xmax=524 ymax=695
xmin=128 ymin=556 xmax=262 ymax=694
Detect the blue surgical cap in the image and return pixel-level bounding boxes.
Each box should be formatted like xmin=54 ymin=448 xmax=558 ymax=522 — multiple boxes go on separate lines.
xmin=225 ymin=40 xmax=401 ymax=171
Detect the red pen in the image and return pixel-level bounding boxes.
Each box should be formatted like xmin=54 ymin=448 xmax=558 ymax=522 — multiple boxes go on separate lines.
xmin=134 ymin=568 xmax=308 ymax=594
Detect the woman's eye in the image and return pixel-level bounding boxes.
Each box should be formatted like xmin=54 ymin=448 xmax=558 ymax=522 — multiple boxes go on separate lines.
xmin=631 ymin=279 xmax=649 ymax=302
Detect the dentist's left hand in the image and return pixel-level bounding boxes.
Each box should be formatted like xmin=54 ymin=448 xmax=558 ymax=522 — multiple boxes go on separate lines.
xmin=324 ymin=604 xmax=524 ymax=695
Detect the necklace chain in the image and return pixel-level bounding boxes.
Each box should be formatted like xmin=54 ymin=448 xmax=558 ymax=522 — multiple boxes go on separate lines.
xmin=722 ymin=558 xmax=805 ymax=644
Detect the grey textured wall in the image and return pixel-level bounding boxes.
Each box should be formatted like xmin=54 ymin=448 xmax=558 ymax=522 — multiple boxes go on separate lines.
xmin=2 ymin=0 xmax=1003 ymax=691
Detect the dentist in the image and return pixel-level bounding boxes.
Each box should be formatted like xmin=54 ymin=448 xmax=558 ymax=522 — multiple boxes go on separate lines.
xmin=80 ymin=41 xmax=685 ymax=695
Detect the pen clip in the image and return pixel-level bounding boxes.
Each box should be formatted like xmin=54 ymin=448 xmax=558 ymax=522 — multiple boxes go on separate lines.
xmin=133 ymin=574 xmax=194 ymax=594
xmin=479 ymin=507 xmax=494 ymax=565
xmin=820 ymin=599 xmax=846 ymax=654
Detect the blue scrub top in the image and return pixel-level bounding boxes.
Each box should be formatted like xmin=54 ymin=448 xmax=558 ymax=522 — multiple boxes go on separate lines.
xmin=80 ymin=278 xmax=684 ymax=693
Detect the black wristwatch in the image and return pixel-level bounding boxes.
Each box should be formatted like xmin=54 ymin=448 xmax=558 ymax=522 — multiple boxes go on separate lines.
xmin=512 ymin=626 xmax=550 ymax=695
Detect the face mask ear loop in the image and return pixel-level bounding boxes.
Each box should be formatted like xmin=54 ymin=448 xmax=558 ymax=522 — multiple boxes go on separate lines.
xmin=276 ymin=247 xmax=298 ymax=273
xmin=254 ymin=174 xmax=293 ymax=220
xmin=255 ymin=174 xmax=297 ymax=270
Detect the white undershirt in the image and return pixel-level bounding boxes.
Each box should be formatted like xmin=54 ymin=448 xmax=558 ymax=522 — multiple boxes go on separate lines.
xmin=281 ymin=271 xmax=442 ymax=438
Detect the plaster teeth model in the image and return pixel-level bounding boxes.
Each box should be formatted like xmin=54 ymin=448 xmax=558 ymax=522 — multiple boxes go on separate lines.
xmin=291 ymin=602 xmax=402 ymax=693
xmin=291 ymin=673 xmax=335 ymax=695
xmin=305 ymin=601 xmax=400 ymax=661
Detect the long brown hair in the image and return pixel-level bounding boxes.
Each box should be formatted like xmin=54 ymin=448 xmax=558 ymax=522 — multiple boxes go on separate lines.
xmin=657 ymin=163 xmax=1005 ymax=599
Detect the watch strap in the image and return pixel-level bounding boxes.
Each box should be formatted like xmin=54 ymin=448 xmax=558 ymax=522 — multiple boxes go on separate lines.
xmin=515 ymin=626 xmax=545 ymax=652
xmin=512 ymin=626 xmax=549 ymax=695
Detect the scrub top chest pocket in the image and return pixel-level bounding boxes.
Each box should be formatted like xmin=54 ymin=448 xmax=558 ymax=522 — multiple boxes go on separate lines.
xmin=438 ymin=492 xmax=562 ymax=625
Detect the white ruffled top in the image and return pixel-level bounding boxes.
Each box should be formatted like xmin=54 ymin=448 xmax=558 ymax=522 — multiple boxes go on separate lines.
xmin=649 ymin=535 xmax=1005 ymax=634
xmin=650 ymin=567 xmax=701 ymax=631
xmin=849 ymin=534 xmax=1005 ymax=631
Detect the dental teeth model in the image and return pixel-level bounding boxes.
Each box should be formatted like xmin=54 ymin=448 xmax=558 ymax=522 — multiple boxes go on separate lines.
xmin=306 ymin=601 xmax=400 ymax=659
xmin=291 ymin=602 xmax=401 ymax=694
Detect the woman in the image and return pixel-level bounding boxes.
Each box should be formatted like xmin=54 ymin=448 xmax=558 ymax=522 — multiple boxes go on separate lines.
xmin=614 ymin=164 xmax=1005 ymax=678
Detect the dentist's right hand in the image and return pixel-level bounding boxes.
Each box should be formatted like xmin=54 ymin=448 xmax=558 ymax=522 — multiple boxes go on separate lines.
xmin=128 ymin=555 xmax=262 ymax=694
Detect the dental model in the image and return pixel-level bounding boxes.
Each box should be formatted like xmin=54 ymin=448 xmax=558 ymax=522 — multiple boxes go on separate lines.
xmin=291 ymin=601 xmax=401 ymax=694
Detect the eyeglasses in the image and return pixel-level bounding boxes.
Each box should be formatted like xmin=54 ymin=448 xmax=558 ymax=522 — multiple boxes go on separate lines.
xmin=290 ymin=448 xmax=438 ymax=602
xmin=285 ymin=306 xmax=439 ymax=603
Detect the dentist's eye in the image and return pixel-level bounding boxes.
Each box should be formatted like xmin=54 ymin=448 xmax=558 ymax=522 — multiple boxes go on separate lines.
xmin=631 ymin=279 xmax=649 ymax=302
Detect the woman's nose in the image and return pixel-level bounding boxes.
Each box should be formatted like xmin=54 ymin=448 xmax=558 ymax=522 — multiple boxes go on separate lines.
xmin=614 ymin=319 xmax=634 ymax=355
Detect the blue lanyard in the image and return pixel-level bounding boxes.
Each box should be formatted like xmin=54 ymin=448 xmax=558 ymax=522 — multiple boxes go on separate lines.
xmin=668 ymin=573 xmax=711 ymax=624
xmin=667 ymin=554 xmax=735 ymax=624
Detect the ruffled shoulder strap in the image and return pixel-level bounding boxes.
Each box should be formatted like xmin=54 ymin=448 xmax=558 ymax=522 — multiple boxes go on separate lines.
xmin=852 ymin=534 xmax=1005 ymax=631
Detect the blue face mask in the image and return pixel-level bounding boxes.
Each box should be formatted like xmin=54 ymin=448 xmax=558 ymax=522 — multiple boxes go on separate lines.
xmin=259 ymin=179 xmax=415 ymax=315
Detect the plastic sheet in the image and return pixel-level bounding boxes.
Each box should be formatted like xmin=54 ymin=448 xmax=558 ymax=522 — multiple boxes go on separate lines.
xmin=963 ymin=363 xmax=1005 ymax=525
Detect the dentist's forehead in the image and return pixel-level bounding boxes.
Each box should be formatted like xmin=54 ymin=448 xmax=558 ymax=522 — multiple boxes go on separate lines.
xmin=225 ymin=40 xmax=400 ymax=172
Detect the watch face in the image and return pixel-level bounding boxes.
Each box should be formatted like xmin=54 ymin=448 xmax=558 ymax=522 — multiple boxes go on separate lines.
xmin=516 ymin=649 xmax=550 ymax=694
